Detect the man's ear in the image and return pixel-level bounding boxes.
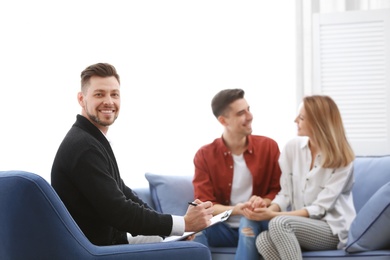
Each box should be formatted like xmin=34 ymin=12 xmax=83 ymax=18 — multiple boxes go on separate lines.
xmin=77 ymin=92 xmax=84 ymax=107
xmin=217 ymin=115 xmax=228 ymax=126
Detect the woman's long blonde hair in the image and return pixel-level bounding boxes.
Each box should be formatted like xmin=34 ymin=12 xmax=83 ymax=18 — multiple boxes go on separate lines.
xmin=303 ymin=95 xmax=355 ymax=168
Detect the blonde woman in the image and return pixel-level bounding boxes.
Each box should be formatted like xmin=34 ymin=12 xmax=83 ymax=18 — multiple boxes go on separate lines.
xmin=242 ymin=95 xmax=355 ymax=259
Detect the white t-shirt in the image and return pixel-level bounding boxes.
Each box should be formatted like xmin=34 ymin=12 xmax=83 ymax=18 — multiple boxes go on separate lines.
xmin=227 ymin=154 xmax=253 ymax=228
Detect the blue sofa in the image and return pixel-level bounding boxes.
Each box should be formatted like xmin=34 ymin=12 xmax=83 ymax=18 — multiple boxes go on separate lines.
xmin=0 ymin=171 xmax=211 ymax=260
xmin=136 ymin=156 xmax=390 ymax=259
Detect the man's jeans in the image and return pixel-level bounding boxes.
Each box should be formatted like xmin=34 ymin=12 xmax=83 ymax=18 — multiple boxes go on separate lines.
xmin=194 ymin=217 xmax=268 ymax=260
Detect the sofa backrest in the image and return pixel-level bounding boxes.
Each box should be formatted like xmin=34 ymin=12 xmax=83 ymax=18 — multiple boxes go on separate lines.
xmin=352 ymin=156 xmax=390 ymax=212
xmin=145 ymin=173 xmax=194 ymax=215
xmin=140 ymin=156 xmax=390 ymax=216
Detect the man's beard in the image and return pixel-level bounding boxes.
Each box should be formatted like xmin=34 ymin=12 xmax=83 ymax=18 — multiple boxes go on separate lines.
xmin=87 ymin=111 xmax=117 ymax=127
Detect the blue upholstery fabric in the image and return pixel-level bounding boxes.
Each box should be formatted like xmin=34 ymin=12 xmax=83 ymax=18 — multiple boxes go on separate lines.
xmin=133 ymin=187 xmax=156 ymax=209
xmin=0 ymin=171 xmax=211 ymax=260
xmin=145 ymin=172 xmax=194 ymax=216
xmin=352 ymin=156 xmax=390 ymax=212
xmin=346 ymin=182 xmax=390 ymax=252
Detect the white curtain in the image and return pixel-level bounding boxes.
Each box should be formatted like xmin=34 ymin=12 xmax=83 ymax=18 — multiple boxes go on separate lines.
xmin=296 ymin=0 xmax=390 ymax=102
xmin=295 ymin=0 xmax=390 ymax=156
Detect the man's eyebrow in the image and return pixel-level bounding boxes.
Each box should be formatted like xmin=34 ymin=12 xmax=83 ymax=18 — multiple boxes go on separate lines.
xmin=236 ymin=110 xmax=245 ymax=116
xmin=236 ymin=107 xmax=249 ymax=115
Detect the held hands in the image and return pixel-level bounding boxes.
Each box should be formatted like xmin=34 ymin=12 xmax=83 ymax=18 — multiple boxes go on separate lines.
xmin=230 ymin=195 xmax=266 ymax=216
xmin=248 ymin=195 xmax=267 ymax=209
xmin=242 ymin=206 xmax=276 ymax=221
xmin=240 ymin=195 xmax=276 ymax=221
xmin=184 ymin=199 xmax=214 ymax=232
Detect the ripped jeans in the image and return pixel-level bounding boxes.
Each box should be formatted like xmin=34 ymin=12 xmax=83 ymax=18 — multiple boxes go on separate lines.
xmin=236 ymin=218 xmax=269 ymax=260
xmin=194 ymin=217 xmax=268 ymax=260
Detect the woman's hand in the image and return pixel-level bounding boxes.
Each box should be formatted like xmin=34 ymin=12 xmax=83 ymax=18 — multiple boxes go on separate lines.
xmin=240 ymin=196 xmax=266 ymax=212
xmin=241 ymin=204 xmax=278 ymax=221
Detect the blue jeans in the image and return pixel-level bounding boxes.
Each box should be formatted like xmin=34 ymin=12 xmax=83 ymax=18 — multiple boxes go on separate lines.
xmin=194 ymin=218 xmax=268 ymax=260
xmin=236 ymin=218 xmax=268 ymax=260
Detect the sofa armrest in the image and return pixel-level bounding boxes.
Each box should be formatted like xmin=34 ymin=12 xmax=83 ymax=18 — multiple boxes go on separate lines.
xmin=91 ymin=241 xmax=211 ymax=260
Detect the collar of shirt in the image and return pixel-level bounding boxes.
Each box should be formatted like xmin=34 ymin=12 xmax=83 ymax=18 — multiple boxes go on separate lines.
xmin=216 ymin=135 xmax=254 ymax=155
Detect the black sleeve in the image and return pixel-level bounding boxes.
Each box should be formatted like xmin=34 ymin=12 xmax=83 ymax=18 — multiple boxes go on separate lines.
xmin=70 ymin=148 xmax=173 ymax=236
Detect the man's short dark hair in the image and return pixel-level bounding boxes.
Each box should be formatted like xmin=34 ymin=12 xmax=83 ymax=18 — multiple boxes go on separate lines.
xmin=80 ymin=63 xmax=120 ymax=91
xmin=211 ymin=88 xmax=245 ymax=118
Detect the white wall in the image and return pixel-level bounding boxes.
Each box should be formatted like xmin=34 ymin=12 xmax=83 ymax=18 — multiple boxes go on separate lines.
xmin=0 ymin=1 xmax=297 ymax=187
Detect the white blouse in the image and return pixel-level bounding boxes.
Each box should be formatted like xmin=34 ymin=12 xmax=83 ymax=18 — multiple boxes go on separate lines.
xmin=272 ymin=136 xmax=356 ymax=248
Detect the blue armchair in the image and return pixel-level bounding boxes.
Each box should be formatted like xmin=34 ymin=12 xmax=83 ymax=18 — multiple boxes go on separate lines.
xmin=0 ymin=171 xmax=211 ymax=260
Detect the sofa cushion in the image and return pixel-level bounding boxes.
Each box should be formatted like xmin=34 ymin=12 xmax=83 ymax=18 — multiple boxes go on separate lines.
xmin=345 ymin=182 xmax=390 ymax=253
xmin=145 ymin=173 xmax=194 ymax=216
xmin=353 ymin=156 xmax=390 ymax=212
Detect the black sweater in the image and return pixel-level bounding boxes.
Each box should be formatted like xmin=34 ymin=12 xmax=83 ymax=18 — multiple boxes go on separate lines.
xmin=51 ymin=115 xmax=172 ymax=245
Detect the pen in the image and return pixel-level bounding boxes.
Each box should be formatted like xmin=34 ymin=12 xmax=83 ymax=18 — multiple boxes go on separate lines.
xmin=188 ymin=202 xmax=198 ymax=207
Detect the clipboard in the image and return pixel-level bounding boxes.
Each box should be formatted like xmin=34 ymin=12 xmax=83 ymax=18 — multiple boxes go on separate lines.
xmin=163 ymin=209 xmax=232 ymax=242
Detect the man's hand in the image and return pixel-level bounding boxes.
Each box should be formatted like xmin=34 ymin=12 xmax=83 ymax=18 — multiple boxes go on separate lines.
xmin=242 ymin=206 xmax=277 ymax=221
xmin=240 ymin=195 xmax=266 ymax=212
xmin=184 ymin=199 xmax=213 ymax=232
xmin=249 ymin=195 xmax=267 ymax=208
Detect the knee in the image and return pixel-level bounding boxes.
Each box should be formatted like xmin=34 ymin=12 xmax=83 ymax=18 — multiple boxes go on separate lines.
xmin=268 ymin=215 xmax=293 ymax=234
xmin=239 ymin=218 xmax=260 ymax=237
xmin=240 ymin=226 xmax=256 ymax=237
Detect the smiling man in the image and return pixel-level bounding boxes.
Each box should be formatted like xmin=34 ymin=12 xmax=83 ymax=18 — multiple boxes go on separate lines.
xmin=51 ymin=63 xmax=213 ymax=246
xmin=78 ymin=66 xmax=120 ymax=132
xmin=192 ymin=88 xmax=281 ymax=260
